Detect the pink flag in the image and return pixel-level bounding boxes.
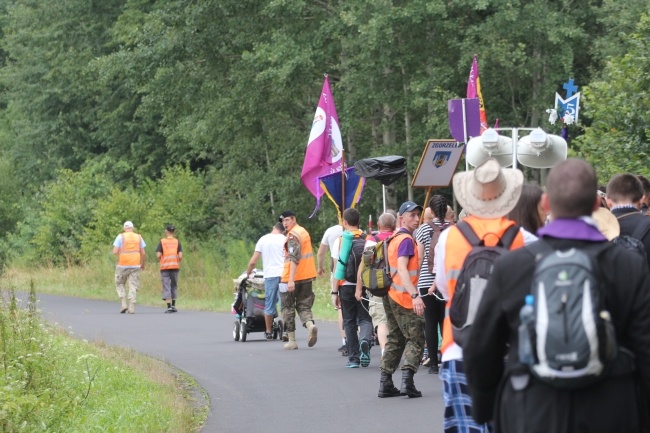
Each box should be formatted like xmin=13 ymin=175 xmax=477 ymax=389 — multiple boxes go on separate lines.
xmin=301 ymin=76 xmax=344 ymax=197
xmin=467 ymin=54 xmax=489 ymax=134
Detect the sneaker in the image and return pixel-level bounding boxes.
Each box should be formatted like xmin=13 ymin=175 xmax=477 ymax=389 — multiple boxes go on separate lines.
xmin=337 ymin=344 xmax=346 ymax=352
xmin=170 ymin=306 xmax=177 ymax=313
xmin=346 ymin=361 xmax=360 ymax=368
xmin=341 ymin=349 xmax=348 ymax=357
xmin=265 ymin=332 xmax=273 ymax=340
xmin=422 ymin=357 xmax=431 ymax=367
xmin=360 ymin=340 xmax=371 ymax=367
xmin=164 ymin=307 xmax=174 ymax=314
xmin=428 ymin=364 xmax=439 ymax=374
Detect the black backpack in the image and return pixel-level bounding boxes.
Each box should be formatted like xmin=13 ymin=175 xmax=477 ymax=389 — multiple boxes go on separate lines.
xmin=343 ymin=232 xmax=367 ymax=282
xmin=612 ymin=214 xmax=650 ymax=259
xmin=520 ymin=241 xmax=619 ymax=389
xmin=449 ymin=221 xmax=520 ymax=348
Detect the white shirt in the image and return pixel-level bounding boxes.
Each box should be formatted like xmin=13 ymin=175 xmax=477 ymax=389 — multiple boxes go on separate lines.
xmin=321 ymin=225 xmax=343 ymax=251
xmin=254 ymin=233 xmax=285 ymax=278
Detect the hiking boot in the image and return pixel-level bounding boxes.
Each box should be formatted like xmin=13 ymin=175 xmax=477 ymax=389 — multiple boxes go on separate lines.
xmin=306 ymin=321 xmax=318 ymax=347
xmin=428 ymin=364 xmax=439 ymax=374
xmin=120 ymin=297 xmax=128 ymax=314
xmin=283 ymin=332 xmax=298 ymax=350
xmin=281 ymin=332 xmax=289 ymax=342
xmin=378 ymin=371 xmax=401 ymax=398
xmin=127 ymin=302 xmax=135 ymax=314
xmin=360 ymin=339 xmax=371 ymax=367
xmin=346 ymin=361 xmax=360 ymax=368
xmin=400 ymin=369 xmax=422 ymax=398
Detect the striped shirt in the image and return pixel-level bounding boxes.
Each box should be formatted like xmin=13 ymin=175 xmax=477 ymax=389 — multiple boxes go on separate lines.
xmin=414 ymin=220 xmax=448 ymax=295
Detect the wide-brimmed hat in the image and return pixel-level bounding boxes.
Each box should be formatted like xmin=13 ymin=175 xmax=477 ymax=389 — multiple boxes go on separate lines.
xmin=591 ymin=207 xmax=620 ymax=241
xmin=452 ymin=158 xmax=524 ymax=219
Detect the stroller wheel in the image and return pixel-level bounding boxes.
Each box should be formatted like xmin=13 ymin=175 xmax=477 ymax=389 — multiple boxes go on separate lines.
xmin=239 ymin=320 xmax=248 ymax=342
xmin=233 ymin=321 xmax=240 ymax=341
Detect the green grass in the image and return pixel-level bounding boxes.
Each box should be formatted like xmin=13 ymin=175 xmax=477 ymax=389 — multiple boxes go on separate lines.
xmin=0 ymin=241 xmax=339 ymax=432
xmin=0 ymin=287 xmax=206 ymax=432
xmin=4 ymin=240 xmax=339 ymax=321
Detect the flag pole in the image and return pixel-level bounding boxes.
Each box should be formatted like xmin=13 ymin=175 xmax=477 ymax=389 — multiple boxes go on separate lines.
xmin=341 ymin=150 xmax=346 ymax=217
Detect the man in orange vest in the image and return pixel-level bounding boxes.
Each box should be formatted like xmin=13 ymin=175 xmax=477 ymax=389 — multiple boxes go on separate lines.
xmin=279 ymin=210 xmax=318 ymax=350
xmin=112 ymin=221 xmax=147 ymax=314
xmin=378 ymin=201 xmax=426 ymax=399
xmin=156 ymin=224 xmax=183 ymax=313
xmin=434 ymin=158 xmax=524 ymax=432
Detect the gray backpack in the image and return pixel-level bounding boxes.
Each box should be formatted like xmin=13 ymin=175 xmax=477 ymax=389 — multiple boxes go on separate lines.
xmin=521 ymin=241 xmax=618 ymax=389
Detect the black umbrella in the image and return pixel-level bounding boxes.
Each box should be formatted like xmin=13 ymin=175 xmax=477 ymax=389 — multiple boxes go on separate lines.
xmin=353 ymin=155 xmax=407 ymax=186
xmin=354 ymin=156 xmax=407 ymax=213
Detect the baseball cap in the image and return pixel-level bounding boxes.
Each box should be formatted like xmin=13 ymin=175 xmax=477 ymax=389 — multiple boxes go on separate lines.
xmin=398 ymin=201 xmax=423 ymax=216
xmin=278 ymin=210 xmax=296 ymax=222
xmin=166 ymin=224 xmax=176 ymax=232
xmin=123 ymin=221 xmax=134 ymax=229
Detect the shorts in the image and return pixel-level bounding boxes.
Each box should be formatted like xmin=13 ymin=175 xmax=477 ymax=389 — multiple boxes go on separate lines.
xmin=369 ymin=294 xmax=387 ymax=326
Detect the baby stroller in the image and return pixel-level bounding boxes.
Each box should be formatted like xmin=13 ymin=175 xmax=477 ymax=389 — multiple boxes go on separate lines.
xmin=231 ymin=269 xmax=283 ymax=342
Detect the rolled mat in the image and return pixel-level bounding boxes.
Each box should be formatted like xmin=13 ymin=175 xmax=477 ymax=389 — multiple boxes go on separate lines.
xmin=333 ymin=231 xmax=355 ymax=280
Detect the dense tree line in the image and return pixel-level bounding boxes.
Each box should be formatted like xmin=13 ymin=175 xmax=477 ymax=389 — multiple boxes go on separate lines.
xmin=0 ymin=0 xmax=647 ymax=265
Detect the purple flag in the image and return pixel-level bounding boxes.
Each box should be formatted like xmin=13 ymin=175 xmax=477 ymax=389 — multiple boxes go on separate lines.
xmin=301 ymin=76 xmax=344 ymax=198
xmin=448 ymin=98 xmax=480 ymax=142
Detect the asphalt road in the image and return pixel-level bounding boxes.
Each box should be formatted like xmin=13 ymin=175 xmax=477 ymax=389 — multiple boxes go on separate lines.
xmin=34 ymin=293 xmax=444 ymax=433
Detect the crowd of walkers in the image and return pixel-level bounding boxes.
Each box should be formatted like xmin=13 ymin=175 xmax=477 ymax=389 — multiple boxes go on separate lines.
xmin=244 ymin=157 xmax=650 ymax=433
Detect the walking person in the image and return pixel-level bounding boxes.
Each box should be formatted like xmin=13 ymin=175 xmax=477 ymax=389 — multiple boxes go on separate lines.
xmin=317 ymin=221 xmax=347 ymax=352
xmin=156 ymin=224 xmax=183 ymax=313
xmin=377 ymin=201 xmax=426 ymax=399
xmin=112 ymin=221 xmax=146 ymax=314
xmin=464 ymin=159 xmax=650 ymax=433
xmin=279 ymin=210 xmax=318 ymax=350
xmin=246 ymin=222 xmax=285 ymax=339
xmin=332 ymin=208 xmax=373 ymax=368
xmin=414 ymin=195 xmax=451 ymax=374
xmin=356 ymin=212 xmax=396 ymax=361
xmin=435 ymin=158 xmax=524 ymax=432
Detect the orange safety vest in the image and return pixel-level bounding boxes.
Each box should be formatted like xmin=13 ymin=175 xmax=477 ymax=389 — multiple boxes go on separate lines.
xmin=387 ymin=231 xmax=419 ymax=309
xmin=117 ymin=232 xmax=143 ymax=267
xmin=281 ymin=224 xmax=317 ymax=283
xmin=159 ymin=238 xmax=180 ymax=270
xmin=440 ymin=216 xmax=524 ymax=354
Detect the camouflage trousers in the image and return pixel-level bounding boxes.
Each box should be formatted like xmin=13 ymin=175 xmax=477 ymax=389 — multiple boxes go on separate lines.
xmin=115 ymin=266 xmax=141 ymax=302
xmin=280 ymin=280 xmax=315 ymax=333
xmin=380 ymin=295 xmax=425 ymax=374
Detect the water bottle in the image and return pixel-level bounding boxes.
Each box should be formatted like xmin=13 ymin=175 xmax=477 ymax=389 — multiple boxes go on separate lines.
xmin=518 ymin=294 xmax=535 ymax=365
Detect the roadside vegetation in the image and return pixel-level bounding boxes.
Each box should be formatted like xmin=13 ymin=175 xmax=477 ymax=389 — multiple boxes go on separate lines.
xmin=0 ymin=286 xmax=207 ymax=433
xmin=4 ymin=239 xmax=339 ymax=322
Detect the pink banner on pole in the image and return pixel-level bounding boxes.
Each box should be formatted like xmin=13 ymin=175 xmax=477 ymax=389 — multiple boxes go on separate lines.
xmin=467 ymin=54 xmax=489 ymax=134
xmin=301 ymin=76 xmax=344 ymax=198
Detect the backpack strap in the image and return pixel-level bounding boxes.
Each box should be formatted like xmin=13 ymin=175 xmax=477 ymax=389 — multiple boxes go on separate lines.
xmin=500 ymin=224 xmax=521 ymax=250
xmin=630 ymin=219 xmax=650 ymax=242
xmin=455 ymin=220 xmax=482 ymax=246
